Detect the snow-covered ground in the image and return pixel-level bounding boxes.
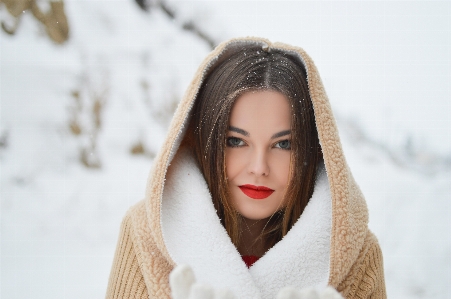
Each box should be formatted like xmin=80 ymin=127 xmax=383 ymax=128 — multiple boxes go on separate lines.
xmin=1 ymin=1 xmax=449 ymax=298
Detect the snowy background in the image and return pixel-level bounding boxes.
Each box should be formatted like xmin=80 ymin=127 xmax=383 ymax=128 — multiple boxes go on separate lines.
xmin=1 ymin=1 xmax=450 ymax=298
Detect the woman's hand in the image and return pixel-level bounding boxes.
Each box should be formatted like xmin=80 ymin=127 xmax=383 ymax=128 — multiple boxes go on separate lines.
xmin=169 ymin=264 xmax=343 ymax=299
xmin=169 ymin=265 xmax=236 ymax=299
xmin=276 ymin=286 xmax=343 ymax=299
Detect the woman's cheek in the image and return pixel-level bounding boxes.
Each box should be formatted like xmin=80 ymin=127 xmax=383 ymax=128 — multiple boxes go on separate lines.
xmin=225 ymin=149 xmax=246 ymax=180
xmin=270 ymin=151 xmax=291 ymax=184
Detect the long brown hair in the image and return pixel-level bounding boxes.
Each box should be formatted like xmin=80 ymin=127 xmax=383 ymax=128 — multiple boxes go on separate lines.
xmin=185 ymin=44 xmax=322 ymax=251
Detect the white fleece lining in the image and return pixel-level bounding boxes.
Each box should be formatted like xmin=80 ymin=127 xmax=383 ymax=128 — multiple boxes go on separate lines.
xmin=161 ymin=148 xmax=331 ymax=299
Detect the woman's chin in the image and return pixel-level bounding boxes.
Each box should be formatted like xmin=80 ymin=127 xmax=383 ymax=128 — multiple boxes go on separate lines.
xmin=236 ymin=208 xmax=275 ymax=221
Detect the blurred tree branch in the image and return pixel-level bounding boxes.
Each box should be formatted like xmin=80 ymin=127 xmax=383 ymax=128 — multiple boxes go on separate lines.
xmin=0 ymin=0 xmax=69 ymax=44
xmin=135 ymin=0 xmax=216 ymax=49
xmin=337 ymin=116 xmax=451 ymax=176
xmin=69 ymin=60 xmax=109 ymax=169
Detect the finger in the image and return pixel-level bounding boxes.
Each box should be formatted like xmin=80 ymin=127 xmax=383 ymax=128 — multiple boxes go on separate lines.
xmin=170 ymin=264 xmax=196 ymax=299
xmin=298 ymin=287 xmax=320 ymax=299
xmin=188 ymin=283 xmax=215 ymax=299
xmin=320 ymin=286 xmax=343 ymax=299
xmin=276 ymin=287 xmax=302 ymax=299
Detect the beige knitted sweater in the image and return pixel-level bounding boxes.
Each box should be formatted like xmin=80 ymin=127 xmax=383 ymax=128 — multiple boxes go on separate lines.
xmin=105 ymin=37 xmax=386 ymax=299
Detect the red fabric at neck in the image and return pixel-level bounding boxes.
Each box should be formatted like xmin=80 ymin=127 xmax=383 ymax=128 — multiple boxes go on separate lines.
xmin=242 ymin=255 xmax=260 ymax=268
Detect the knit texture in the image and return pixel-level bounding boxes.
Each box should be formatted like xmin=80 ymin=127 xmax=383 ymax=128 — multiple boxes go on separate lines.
xmin=337 ymin=231 xmax=386 ymax=299
xmin=106 ymin=211 xmax=148 ymax=299
xmin=106 ymin=202 xmax=173 ymax=299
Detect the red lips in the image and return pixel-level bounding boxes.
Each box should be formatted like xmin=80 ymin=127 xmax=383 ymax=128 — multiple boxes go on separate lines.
xmin=239 ymin=184 xmax=275 ymax=199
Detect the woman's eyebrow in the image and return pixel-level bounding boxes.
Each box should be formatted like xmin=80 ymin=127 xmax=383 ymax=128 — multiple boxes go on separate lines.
xmin=228 ymin=127 xmax=291 ymax=139
xmin=271 ymin=130 xmax=291 ymax=139
xmin=228 ymin=126 xmax=249 ymax=136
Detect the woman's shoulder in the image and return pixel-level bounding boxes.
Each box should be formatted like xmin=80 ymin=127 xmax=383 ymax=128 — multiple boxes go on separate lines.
xmin=337 ymin=230 xmax=387 ymax=299
xmin=117 ymin=199 xmax=147 ymax=233
xmin=107 ymin=199 xmax=173 ymax=299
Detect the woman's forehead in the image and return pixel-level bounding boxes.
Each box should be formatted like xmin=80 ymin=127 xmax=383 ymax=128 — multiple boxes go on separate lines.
xmin=229 ymin=90 xmax=291 ymax=136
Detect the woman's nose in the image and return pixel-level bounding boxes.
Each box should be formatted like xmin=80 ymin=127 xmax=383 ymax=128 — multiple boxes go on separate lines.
xmin=248 ymin=149 xmax=270 ymax=177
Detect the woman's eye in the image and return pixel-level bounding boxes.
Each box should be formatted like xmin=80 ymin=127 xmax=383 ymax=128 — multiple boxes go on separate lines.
xmin=227 ymin=137 xmax=245 ymax=147
xmin=275 ymin=140 xmax=291 ymax=150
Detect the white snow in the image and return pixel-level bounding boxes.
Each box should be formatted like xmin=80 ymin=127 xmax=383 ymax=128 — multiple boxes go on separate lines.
xmin=1 ymin=1 xmax=450 ymax=298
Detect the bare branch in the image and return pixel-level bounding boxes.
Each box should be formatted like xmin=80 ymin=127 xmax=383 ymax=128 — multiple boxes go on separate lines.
xmin=134 ymin=0 xmax=217 ymax=49
xmin=337 ymin=115 xmax=451 ymax=176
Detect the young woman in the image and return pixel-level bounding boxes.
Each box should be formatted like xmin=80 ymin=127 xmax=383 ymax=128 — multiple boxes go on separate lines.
xmin=105 ymin=37 xmax=386 ymax=299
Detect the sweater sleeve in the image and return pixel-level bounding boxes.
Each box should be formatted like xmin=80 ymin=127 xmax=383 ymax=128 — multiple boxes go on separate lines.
xmin=337 ymin=231 xmax=387 ymax=299
xmin=105 ymin=213 xmax=149 ymax=299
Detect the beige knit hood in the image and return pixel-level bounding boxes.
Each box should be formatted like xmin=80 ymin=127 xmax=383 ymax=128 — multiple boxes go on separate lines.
xmin=107 ymin=37 xmax=385 ymax=299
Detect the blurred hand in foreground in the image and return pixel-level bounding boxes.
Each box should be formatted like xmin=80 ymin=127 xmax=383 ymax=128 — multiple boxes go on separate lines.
xmin=169 ymin=265 xmax=343 ymax=299
xmin=169 ymin=264 xmax=236 ymax=299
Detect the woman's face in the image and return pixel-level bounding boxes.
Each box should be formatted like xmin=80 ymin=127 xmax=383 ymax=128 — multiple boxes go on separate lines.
xmin=226 ymin=90 xmax=292 ymax=220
